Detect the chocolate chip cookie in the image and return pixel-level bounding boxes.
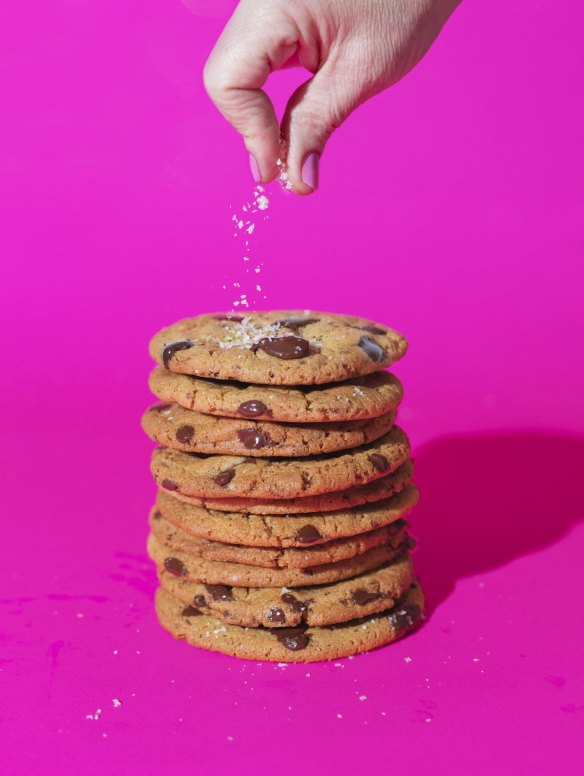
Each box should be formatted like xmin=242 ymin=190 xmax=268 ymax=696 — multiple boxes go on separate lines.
xmin=150 ymin=426 xmax=410 ymax=500
xmin=168 ymin=458 xmax=413 ymax=514
xmin=149 ymin=311 xmax=407 ymax=385
xmin=148 ymin=368 xmax=403 ymax=423
xmin=142 ymin=402 xmax=396 ymax=457
xmin=154 ymin=482 xmax=418 ymax=547
xmin=155 ymin=581 xmax=424 ymax=662
xmin=158 ymin=553 xmax=414 ymax=628
xmin=147 ymin=532 xmax=407 ymax=588
xmin=150 ymin=508 xmax=410 ymax=568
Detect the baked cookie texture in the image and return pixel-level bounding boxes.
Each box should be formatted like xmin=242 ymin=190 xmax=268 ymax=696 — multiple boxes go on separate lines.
xmin=150 ymin=426 xmax=411 ymax=500
xmin=142 ymin=402 xmax=396 ymax=457
xmin=155 ymin=582 xmax=424 ymax=662
xmin=148 ymin=367 xmax=403 ymax=422
xmin=149 ymin=311 xmax=407 ymax=385
xmin=144 ymin=311 xmax=424 ymax=662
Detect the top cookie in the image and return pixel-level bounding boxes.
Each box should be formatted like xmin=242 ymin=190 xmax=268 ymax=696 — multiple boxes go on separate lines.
xmin=149 ymin=311 xmax=407 ymax=385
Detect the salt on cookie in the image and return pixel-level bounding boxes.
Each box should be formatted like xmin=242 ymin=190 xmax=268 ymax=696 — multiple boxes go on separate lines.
xmin=149 ymin=311 xmax=407 ymax=385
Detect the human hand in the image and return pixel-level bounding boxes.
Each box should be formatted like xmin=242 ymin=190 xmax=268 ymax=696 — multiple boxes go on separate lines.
xmin=204 ymin=0 xmax=460 ymax=193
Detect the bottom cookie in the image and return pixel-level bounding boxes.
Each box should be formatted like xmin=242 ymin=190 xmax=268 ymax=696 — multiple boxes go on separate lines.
xmin=154 ymin=582 xmax=424 ymax=663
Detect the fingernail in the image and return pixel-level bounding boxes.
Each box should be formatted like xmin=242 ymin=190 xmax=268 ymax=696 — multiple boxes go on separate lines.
xmin=301 ymin=152 xmax=320 ymax=191
xmin=249 ymin=154 xmax=261 ymax=183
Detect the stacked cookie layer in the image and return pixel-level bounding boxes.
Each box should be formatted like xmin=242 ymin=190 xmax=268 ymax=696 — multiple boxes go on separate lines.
xmin=143 ymin=312 xmax=424 ymax=662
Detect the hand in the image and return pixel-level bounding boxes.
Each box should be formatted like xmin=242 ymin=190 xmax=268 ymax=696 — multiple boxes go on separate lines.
xmin=204 ymin=0 xmax=460 ymax=193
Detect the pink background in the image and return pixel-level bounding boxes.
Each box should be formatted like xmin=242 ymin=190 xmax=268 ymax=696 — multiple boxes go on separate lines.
xmin=1 ymin=1 xmax=583 ymax=773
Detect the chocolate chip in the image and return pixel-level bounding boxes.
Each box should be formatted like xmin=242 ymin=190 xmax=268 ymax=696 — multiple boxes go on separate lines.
xmin=369 ymin=454 xmax=390 ymax=472
xmin=215 ymin=314 xmax=243 ymax=322
xmin=237 ymin=428 xmax=273 ymax=450
xmin=295 ymin=525 xmax=323 ymax=544
xmin=266 ymin=607 xmax=286 ymax=624
xmin=164 ymin=557 xmax=186 ymax=577
xmin=214 ymin=469 xmax=235 ymax=486
xmin=152 ymin=509 xmax=162 ymax=520
xmin=204 ymin=584 xmax=233 ymax=601
xmin=161 ymin=478 xmax=179 ymax=491
xmin=181 ymin=605 xmax=203 ymax=617
xmin=280 ymin=593 xmax=306 ymax=614
xmin=237 ymin=400 xmax=271 ymax=418
xmin=275 ymin=317 xmax=320 ymax=330
xmin=257 ymin=336 xmax=310 ymax=360
xmin=162 ymin=340 xmax=194 ymax=368
xmin=404 ymin=535 xmax=417 ymax=551
xmin=388 ymin=602 xmax=421 ymax=631
xmin=358 ymin=336 xmax=385 ymax=363
xmin=193 ymin=595 xmax=207 ymax=607
xmin=272 ymin=627 xmax=310 ymax=651
xmin=176 ymin=425 xmax=195 ymax=444
xmin=359 ymin=324 xmax=387 ymax=335
xmin=352 ymin=589 xmax=384 ymax=606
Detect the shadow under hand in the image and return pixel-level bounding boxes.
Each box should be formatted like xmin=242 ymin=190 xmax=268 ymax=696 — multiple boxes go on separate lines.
xmin=411 ymin=430 xmax=584 ymax=613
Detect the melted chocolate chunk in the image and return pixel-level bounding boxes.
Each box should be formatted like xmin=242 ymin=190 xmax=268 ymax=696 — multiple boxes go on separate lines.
xmin=358 ymin=336 xmax=386 ymax=363
xmin=164 ymin=557 xmax=186 ymax=577
xmin=214 ymin=469 xmax=235 ymax=486
xmin=359 ymin=324 xmax=387 ymax=335
xmin=176 ymin=425 xmax=195 ymax=444
xmin=181 ymin=605 xmax=203 ymax=617
xmin=237 ymin=400 xmax=271 ymax=418
xmin=272 ymin=627 xmax=310 ymax=651
xmin=266 ymin=607 xmax=286 ymax=624
xmin=352 ymin=589 xmax=384 ymax=606
xmin=388 ymin=602 xmax=421 ymax=631
xmin=280 ymin=593 xmax=306 ymax=614
xmin=215 ymin=314 xmax=244 ymax=322
xmin=257 ymin=336 xmax=310 ymax=360
xmin=237 ymin=428 xmax=273 ymax=450
xmin=369 ymin=453 xmax=390 ymax=472
xmin=161 ymin=478 xmax=179 ymax=491
xmin=295 ymin=525 xmax=323 ymax=544
xmin=193 ymin=595 xmax=207 ymax=607
xmin=204 ymin=584 xmax=233 ymax=601
xmin=154 ymin=403 xmax=172 ymax=412
xmin=152 ymin=509 xmax=162 ymax=520
xmin=162 ymin=340 xmax=194 ymax=368
xmin=275 ymin=317 xmax=320 ymax=331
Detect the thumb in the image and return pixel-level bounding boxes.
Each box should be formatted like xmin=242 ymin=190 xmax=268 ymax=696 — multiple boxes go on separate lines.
xmin=281 ymin=59 xmax=363 ymax=194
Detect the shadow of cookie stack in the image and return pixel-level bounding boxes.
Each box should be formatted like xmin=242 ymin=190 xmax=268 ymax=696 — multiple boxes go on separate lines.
xmin=143 ymin=311 xmax=424 ymax=662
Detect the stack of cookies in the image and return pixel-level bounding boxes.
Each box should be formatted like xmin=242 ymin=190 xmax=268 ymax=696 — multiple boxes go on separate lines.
xmin=143 ymin=312 xmax=424 ymax=662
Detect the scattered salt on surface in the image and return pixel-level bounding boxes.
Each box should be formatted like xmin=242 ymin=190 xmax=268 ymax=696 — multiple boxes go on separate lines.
xmin=359 ymin=695 xmax=367 ymax=701
xmin=112 ymin=699 xmax=122 ymax=708
xmin=404 ymin=656 xmax=412 ymax=663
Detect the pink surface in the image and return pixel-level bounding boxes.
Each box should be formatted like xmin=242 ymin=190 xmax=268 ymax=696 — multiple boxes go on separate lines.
xmin=1 ymin=1 xmax=583 ymax=773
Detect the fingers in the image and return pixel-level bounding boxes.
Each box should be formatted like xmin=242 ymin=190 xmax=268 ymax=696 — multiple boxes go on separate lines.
xmin=281 ymin=57 xmax=363 ymax=195
xmin=203 ymin=5 xmax=299 ymax=183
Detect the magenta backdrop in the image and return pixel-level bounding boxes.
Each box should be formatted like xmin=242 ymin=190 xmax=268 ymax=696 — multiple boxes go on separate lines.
xmin=1 ymin=1 xmax=583 ymax=773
